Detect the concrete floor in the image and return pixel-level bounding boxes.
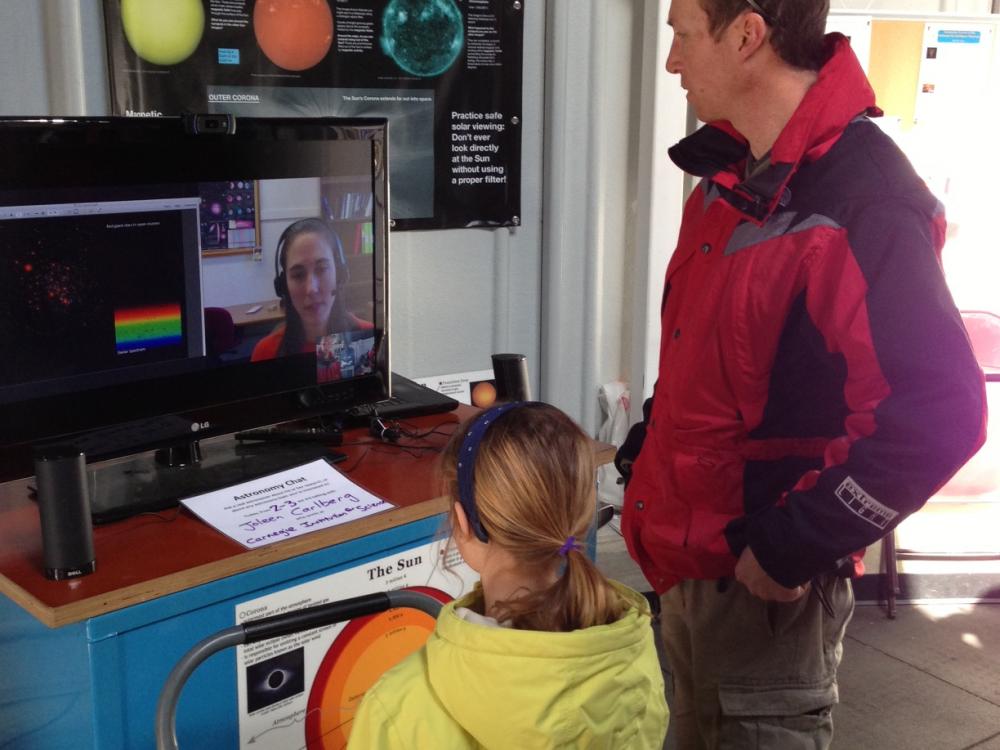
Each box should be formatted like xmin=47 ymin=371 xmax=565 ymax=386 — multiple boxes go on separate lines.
xmin=596 ymin=522 xmax=1000 ymax=750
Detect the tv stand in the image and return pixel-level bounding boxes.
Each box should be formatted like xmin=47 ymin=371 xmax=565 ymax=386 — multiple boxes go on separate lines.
xmin=88 ymin=435 xmax=335 ymax=524
xmin=155 ymin=440 xmax=204 ymax=468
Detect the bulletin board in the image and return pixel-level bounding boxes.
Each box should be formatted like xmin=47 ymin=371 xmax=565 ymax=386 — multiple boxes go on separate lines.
xmin=915 ymin=22 xmax=995 ymax=129
xmin=101 ymin=0 xmax=524 ymax=231
xmin=198 ymin=179 xmax=261 ymax=257
xmin=867 ymin=19 xmax=924 ymax=132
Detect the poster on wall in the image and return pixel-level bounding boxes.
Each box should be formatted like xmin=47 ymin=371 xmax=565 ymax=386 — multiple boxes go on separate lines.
xmin=915 ymin=23 xmax=994 ymax=131
xmin=913 ymin=22 xmax=994 ymax=200
xmin=234 ymin=536 xmax=477 ymax=749
xmin=101 ymin=0 xmax=523 ymax=231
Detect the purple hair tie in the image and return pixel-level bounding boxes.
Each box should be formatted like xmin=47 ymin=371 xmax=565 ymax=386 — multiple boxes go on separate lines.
xmin=558 ymin=536 xmax=579 ymax=557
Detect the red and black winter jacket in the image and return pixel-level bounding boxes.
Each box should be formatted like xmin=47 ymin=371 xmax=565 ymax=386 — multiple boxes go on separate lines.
xmin=621 ymin=34 xmax=985 ymax=594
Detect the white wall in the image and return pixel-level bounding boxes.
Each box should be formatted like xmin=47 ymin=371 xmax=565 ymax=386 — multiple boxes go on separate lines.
xmin=542 ymin=1 xmax=636 ymax=431
xmin=0 ymin=4 xmax=48 ymax=114
xmin=539 ymin=0 xmax=687 ymax=429
xmin=628 ymin=0 xmax=689 ymax=424
xmin=0 ymin=0 xmax=110 ymax=116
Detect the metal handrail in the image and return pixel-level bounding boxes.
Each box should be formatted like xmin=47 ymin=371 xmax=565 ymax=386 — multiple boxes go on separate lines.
xmin=154 ymin=590 xmax=443 ymax=750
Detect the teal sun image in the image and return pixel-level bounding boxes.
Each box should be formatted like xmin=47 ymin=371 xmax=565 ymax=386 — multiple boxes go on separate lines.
xmin=381 ymin=0 xmax=464 ymax=78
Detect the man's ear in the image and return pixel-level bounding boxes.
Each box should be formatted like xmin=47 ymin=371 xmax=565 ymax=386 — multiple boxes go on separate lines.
xmin=736 ymin=11 xmax=768 ymax=58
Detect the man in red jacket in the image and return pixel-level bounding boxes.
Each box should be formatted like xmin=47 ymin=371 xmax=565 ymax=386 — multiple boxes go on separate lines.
xmin=616 ymin=1 xmax=986 ymax=747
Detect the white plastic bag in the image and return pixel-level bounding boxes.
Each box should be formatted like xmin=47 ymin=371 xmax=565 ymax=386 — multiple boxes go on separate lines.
xmin=596 ymin=381 xmax=630 ymax=509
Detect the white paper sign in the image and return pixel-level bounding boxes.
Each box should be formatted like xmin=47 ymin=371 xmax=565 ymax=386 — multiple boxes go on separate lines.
xmin=414 ymin=368 xmax=496 ymax=406
xmin=181 ymin=458 xmax=391 ymax=548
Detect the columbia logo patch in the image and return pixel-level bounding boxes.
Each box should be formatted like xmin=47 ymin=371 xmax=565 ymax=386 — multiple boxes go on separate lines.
xmin=835 ymin=477 xmax=898 ymax=530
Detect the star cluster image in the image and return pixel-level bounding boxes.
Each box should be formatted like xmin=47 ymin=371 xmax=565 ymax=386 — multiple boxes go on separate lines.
xmin=9 ymin=239 xmax=93 ymax=335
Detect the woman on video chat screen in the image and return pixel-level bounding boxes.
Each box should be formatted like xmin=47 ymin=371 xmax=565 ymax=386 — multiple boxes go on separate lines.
xmin=251 ymin=217 xmax=373 ymax=363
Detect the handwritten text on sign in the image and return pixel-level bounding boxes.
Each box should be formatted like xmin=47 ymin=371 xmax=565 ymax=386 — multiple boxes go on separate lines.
xmin=181 ymin=458 xmax=391 ymax=548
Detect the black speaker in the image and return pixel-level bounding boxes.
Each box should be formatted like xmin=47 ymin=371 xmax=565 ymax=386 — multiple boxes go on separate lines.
xmin=492 ymin=353 xmax=531 ymax=402
xmin=34 ymin=447 xmax=95 ymax=580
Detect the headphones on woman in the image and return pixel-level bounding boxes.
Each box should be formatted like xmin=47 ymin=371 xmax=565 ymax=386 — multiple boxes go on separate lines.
xmin=272 ymin=218 xmax=349 ymax=300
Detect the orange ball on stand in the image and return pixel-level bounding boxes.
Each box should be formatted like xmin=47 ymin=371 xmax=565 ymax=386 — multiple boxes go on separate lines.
xmin=471 ymin=381 xmax=497 ymax=408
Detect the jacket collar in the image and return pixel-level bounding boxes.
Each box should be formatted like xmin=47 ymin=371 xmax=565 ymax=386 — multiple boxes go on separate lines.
xmin=668 ymin=34 xmax=879 ymax=224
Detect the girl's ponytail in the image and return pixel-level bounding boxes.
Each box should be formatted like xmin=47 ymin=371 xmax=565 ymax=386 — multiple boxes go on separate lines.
xmin=442 ymin=403 xmax=626 ymax=632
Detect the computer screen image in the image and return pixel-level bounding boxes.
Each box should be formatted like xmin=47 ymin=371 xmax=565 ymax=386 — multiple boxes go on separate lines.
xmin=0 ymin=195 xmax=204 ymax=401
xmin=0 ymin=116 xmax=390 ymax=519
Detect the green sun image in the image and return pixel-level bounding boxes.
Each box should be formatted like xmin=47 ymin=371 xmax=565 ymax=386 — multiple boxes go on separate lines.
xmin=381 ymin=0 xmax=464 ymax=78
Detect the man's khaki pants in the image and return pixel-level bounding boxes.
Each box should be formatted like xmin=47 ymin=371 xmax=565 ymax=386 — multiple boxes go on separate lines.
xmin=660 ymin=575 xmax=854 ymax=750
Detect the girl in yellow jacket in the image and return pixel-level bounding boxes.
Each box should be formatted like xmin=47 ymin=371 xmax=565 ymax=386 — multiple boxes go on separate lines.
xmin=348 ymin=402 xmax=669 ymax=749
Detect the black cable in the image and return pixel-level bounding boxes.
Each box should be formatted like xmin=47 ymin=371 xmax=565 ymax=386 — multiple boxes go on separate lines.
xmin=395 ymin=419 xmax=458 ymax=440
xmin=338 ymin=438 xmax=442 ymax=465
xmin=337 ymin=438 xmax=441 ymax=450
xmin=337 ymin=446 xmax=371 ymax=473
xmin=340 ymin=440 xmax=433 ymax=450
xmin=371 ymin=443 xmax=436 ymax=460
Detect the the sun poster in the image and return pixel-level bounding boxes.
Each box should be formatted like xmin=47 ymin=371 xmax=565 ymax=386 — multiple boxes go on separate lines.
xmin=101 ymin=0 xmax=523 ymax=231
xmin=233 ymin=536 xmax=477 ymax=749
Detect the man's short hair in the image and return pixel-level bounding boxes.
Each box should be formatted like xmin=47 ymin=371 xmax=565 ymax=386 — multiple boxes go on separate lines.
xmin=700 ymin=0 xmax=830 ymax=71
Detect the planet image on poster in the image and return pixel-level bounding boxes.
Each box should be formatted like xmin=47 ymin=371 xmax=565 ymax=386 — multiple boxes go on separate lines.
xmin=380 ymin=0 xmax=464 ymax=77
xmin=120 ymin=0 xmax=205 ymax=66
xmin=304 ymin=586 xmax=451 ymax=749
xmin=253 ymin=0 xmax=334 ymax=71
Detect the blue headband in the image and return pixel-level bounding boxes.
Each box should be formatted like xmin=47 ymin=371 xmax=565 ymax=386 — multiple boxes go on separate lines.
xmin=456 ymin=401 xmax=526 ymax=542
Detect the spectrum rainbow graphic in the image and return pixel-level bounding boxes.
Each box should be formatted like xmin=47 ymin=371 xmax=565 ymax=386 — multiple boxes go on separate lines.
xmin=114 ymin=303 xmax=183 ymax=353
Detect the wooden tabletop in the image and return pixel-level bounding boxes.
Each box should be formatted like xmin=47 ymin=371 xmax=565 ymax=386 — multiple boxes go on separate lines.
xmin=0 ymin=405 xmax=615 ymax=629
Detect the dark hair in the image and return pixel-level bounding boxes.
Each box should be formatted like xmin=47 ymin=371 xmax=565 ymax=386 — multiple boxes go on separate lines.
xmin=441 ymin=403 xmax=626 ymax=632
xmin=701 ymin=0 xmax=830 ymax=71
xmin=274 ymin=218 xmax=351 ymax=356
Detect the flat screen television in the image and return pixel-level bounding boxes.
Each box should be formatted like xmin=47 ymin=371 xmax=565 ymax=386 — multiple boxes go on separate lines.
xmin=0 ymin=114 xmax=390 ymax=521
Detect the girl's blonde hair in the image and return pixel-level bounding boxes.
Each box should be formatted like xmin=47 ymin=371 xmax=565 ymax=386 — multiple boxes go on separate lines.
xmin=441 ymin=403 xmax=625 ymax=632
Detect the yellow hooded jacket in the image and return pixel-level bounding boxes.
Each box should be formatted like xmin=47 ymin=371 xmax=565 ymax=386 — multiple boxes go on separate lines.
xmin=347 ymin=583 xmax=668 ymax=748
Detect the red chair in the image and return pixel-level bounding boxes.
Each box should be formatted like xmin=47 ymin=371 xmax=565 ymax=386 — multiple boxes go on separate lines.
xmin=881 ymin=310 xmax=1000 ymax=617
xmin=203 ymin=307 xmax=239 ymax=357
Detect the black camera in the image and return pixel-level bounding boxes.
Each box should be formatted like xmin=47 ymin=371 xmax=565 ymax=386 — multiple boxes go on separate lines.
xmin=186 ymin=114 xmax=236 ymax=135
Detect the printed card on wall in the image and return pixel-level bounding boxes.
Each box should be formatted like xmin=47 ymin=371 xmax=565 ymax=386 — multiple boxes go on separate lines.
xmin=101 ymin=0 xmax=523 ymax=231
xmin=414 ymin=368 xmax=497 ymax=406
xmin=234 ymin=537 xmax=477 ymax=749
